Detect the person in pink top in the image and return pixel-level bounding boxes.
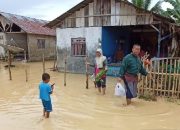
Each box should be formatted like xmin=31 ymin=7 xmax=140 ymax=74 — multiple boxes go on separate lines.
xmin=87 ymin=49 xmax=108 ymax=95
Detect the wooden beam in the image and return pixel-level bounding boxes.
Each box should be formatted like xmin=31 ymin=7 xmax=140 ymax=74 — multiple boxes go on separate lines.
xmin=56 ymin=13 xmax=151 ymax=20
xmin=150 ymin=25 xmax=160 ymax=33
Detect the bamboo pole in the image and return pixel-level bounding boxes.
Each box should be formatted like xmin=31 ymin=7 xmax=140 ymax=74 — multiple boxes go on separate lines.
xmin=144 ymin=64 xmax=148 ymax=92
xmin=149 ymin=60 xmax=152 ymax=91
xmin=8 ymin=51 xmax=12 ymax=80
xmin=164 ymin=59 xmax=168 ymax=96
xmin=172 ymin=59 xmax=177 ymax=97
xmin=142 ymin=64 xmax=145 ymax=94
xmin=42 ymin=53 xmax=45 ymax=73
xmin=160 ymin=60 xmax=164 ymax=96
xmin=157 ymin=60 xmax=160 ymax=96
xmin=25 ymin=69 xmax=28 ymax=82
xmin=168 ymin=59 xmax=172 ymax=97
xmin=152 ymin=60 xmax=156 ymax=95
xmin=175 ymin=59 xmax=179 ymax=97
xmin=24 ymin=51 xmax=28 ymax=82
xmin=85 ymin=56 xmax=89 ymax=89
xmin=178 ymin=60 xmax=180 ymax=98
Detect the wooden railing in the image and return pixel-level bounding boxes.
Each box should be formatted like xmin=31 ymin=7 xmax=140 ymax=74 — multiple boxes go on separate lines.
xmin=138 ymin=57 xmax=180 ymax=98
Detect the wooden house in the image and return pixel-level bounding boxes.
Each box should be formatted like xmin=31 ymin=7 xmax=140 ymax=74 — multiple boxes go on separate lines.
xmin=46 ymin=0 xmax=179 ymax=74
xmin=0 ymin=12 xmax=56 ymax=61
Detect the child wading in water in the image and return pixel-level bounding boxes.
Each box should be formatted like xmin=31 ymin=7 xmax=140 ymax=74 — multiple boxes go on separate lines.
xmin=39 ymin=73 xmax=55 ymax=118
xmin=87 ymin=49 xmax=108 ymax=95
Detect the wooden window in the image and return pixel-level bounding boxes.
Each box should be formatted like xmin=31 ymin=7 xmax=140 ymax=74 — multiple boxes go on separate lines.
xmin=37 ymin=39 xmax=45 ymax=49
xmin=71 ymin=38 xmax=86 ymax=57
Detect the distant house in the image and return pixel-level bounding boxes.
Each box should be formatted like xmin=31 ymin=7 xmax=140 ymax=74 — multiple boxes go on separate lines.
xmin=46 ymin=0 xmax=179 ymax=75
xmin=0 ymin=12 xmax=56 ymax=61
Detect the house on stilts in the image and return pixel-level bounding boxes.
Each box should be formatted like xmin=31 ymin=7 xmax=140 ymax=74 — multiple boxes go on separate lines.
xmin=0 ymin=12 xmax=56 ymax=61
xmin=46 ymin=0 xmax=180 ymax=75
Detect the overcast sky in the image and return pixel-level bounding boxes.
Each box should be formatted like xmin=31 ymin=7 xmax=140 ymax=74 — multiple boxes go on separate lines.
xmin=0 ymin=0 xmax=172 ymax=21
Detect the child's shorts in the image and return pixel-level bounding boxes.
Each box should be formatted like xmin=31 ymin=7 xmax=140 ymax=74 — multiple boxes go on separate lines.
xmin=96 ymin=78 xmax=106 ymax=88
xmin=42 ymin=100 xmax=52 ymax=112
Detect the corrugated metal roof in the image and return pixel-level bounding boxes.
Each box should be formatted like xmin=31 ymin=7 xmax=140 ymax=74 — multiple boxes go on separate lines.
xmin=0 ymin=12 xmax=55 ymax=36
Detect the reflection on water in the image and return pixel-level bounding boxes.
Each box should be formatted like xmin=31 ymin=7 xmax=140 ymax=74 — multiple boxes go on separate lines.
xmin=0 ymin=61 xmax=180 ymax=130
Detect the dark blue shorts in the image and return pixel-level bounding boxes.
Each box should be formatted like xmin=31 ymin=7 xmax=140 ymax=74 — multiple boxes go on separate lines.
xmin=96 ymin=78 xmax=106 ymax=88
xmin=42 ymin=100 xmax=52 ymax=112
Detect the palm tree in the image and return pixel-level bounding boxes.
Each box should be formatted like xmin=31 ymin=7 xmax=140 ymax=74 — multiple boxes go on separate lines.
xmin=129 ymin=0 xmax=164 ymax=14
xmin=163 ymin=0 xmax=180 ymax=24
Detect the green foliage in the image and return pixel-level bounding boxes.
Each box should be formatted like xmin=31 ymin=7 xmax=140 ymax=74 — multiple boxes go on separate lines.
xmin=163 ymin=0 xmax=180 ymax=24
xmin=130 ymin=0 xmax=164 ymax=14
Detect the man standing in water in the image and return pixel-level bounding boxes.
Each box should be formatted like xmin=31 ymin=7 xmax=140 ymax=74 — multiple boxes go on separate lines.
xmin=119 ymin=44 xmax=148 ymax=105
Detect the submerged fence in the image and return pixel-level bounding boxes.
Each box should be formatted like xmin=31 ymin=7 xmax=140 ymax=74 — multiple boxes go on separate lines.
xmin=138 ymin=57 xmax=180 ymax=98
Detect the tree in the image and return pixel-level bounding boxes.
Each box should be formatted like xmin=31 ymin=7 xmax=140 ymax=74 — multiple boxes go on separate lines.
xmin=129 ymin=0 xmax=164 ymax=14
xmin=163 ymin=0 xmax=180 ymax=24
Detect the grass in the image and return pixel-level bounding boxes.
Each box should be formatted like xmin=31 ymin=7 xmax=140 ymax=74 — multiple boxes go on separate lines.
xmin=138 ymin=91 xmax=157 ymax=101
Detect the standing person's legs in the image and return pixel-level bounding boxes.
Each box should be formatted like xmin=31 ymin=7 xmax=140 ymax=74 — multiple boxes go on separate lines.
xmin=96 ymin=81 xmax=102 ymax=93
xmin=125 ymin=82 xmax=136 ymax=105
xmin=42 ymin=100 xmax=46 ymax=117
xmin=101 ymin=78 xmax=106 ymax=95
xmin=126 ymin=98 xmax=132 ymax=105
xmin=46 ymin=100 xmax=52 ymax=118
xmin=46 ymin=112 xmax=50 ymax=118
xmin=42 ymin=100 xmax=52 ymax=118
xmin=43 ymin=109 xmax=46 ymax=117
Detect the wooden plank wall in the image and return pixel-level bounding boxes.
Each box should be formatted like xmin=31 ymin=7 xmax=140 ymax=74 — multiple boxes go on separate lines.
xmin=60 ymin=0 xmax=154 ymax=28
xmin=89 ymin=2 xmax=94 ymax=26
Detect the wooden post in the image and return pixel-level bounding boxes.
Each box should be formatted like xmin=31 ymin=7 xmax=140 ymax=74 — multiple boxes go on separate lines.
xmin=157 ymin=59 xmax=160 ymax=96
xmin=157 ymin=27 xmax=161 ymax=58
xmin=175 ymin=59 xmax=179 ymax=98
xmin=160 ymin=59 xmax=164 ymax=96
xmin=24 ymin=51 xmax=27 ymax=61
xmin=149 ymin=60 xmax=152 ymax=93
xmin=172 ymin=59 xmax=177 ymax=97
xmin=178 ymin=59 xmax=180 ymax=98
xmin=25 ymin=68 xmax=28 ymax=82
xmin=152 ymin=60 xmax=156 ymax=95
xmin=85 ymin=56 xmax=89 ymax=89
xmin=8 ymin=51 xmax=12 ymax=80
xmin=23 ymin=50 xmax=28 ymax=82
xmin=164 ymin=58 xmax=168 ymax=97
xmin=64 ymin=55 xmax=67 ymax=87
xmin=150 ymin=24 xmax=161 ymax=58
xmin=168 ymin=59 xmax=172 ymax=97
xmin=42 ymin=53 xmax=45 ymax=73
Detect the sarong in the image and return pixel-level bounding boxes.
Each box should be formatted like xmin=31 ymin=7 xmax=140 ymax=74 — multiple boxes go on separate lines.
xmin=124 ymin=73 xmax=138 ymax=99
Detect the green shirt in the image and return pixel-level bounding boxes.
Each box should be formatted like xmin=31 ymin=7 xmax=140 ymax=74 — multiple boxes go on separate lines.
xmin=119 ymin=53 xmax=148 ymax=77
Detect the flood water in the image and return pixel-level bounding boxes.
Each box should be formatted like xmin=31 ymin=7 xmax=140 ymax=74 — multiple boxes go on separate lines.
xmin=0 ymin=61 xmax=180 ymax=130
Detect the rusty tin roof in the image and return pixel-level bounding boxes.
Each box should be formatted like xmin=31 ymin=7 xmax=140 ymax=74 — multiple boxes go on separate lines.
xmin=1 ymin=12 xmax=55 ymax=36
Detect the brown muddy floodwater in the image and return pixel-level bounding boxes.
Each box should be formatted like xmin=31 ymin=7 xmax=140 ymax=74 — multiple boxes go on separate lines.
xmin=0 ymin=61 xmax=180 ymax=130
